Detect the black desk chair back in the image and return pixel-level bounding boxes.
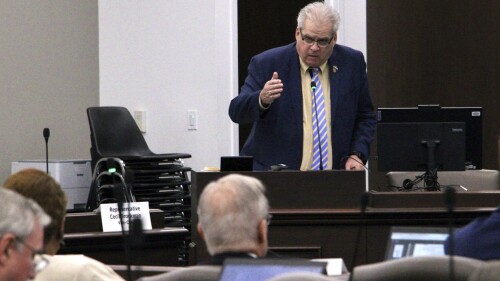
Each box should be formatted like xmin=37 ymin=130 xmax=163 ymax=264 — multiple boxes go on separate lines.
xmin=88 ymin=106 xmax=151 ymax=159
xmin=85 ymin=107 xmax=192 ymax=234
xmin=87 ymin=106 xmax=191 ymax=166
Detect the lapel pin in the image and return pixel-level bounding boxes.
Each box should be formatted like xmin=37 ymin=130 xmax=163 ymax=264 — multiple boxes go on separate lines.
xmin=332 ymin=66 xmax=338 ymax=73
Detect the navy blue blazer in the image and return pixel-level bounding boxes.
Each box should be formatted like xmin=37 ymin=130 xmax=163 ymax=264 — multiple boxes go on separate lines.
xmin=229 ymin=42 xmax=375 ymax=171
xmin=444 ymin=207 xmax=500 ymax=260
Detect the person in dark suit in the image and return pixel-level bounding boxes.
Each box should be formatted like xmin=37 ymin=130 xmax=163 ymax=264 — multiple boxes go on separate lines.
xmin=444 ymin=206 xmax=500 ymax=260
xmin=137 ymin=174 xmax=270 ymax=281
xmin=229 ymin=1 xmax=375 ymax=171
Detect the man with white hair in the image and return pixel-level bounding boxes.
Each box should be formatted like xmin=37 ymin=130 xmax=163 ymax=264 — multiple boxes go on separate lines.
xmin=0 ymin=187 xmax=51 ymax=281
xmin=229 ymin=1 xmax=375 ymax=171
xmin=197 ymin=173 xmax=270 ymax=263
xmin=137 ymin=174 xmax=271 ymax=281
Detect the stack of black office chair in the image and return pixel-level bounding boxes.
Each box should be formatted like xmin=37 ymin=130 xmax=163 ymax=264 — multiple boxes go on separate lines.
xmin=90 ymin=157 xmax=135 ymax=206
xmin=85 ymin=106 xmax=192 ymax=229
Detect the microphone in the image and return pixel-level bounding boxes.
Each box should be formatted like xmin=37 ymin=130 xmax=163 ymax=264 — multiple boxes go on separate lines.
xmin=309 ymin=69 xmax=324 ymax=170
xmin=444 ymin=187 xmax=456 ymax=281
xmin=106 ymin=158 xmax=132 ymax=281
xmin=43 ymin=128 xmax=50 ymax=141
xmin=43 ymin=128 xmax=50 ymax=174
xmin=310 ymin=81 xmax=317 ymax=92
xmin=129 ymin=218 xmax=144 ymax=250
xmin=350 ymin=192 xmax=370 ymax=274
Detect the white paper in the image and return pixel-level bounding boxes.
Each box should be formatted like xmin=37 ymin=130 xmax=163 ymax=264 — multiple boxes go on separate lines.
xmin=312 ymin=258 xmax=348 ymax=276
xmin=100 ymin=202 xmax=152 ymax=232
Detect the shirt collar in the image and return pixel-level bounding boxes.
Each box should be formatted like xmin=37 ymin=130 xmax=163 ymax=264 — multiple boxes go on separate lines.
xmin=299 ymin=57 xmax=328 ymax=75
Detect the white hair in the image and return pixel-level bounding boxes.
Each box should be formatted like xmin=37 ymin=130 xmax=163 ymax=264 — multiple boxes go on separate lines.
xmin=197 ymin=174 xmax=269 ymax=255
xmin=0 ymin=188 xmax=51 ymax=249
xmin=297 ymin=2 xmax=341 ymax=35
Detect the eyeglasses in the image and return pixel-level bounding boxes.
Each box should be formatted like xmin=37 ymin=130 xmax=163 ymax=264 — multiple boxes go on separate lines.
xmin=15 ymin=237 xmax=49 ymax=274
xmin=265 ymin=214 xmax=273 ymax=226
xmin=299 ymin=29 xmax=334 ymax=48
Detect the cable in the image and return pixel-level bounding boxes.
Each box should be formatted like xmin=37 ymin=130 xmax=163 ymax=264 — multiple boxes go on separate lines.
xmin=393 ymin=169 xmax=445 ymax=192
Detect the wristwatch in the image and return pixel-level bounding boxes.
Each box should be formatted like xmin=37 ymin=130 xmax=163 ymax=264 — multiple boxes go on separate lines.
xmin=348 ymin=151 xmax=366 ymax=163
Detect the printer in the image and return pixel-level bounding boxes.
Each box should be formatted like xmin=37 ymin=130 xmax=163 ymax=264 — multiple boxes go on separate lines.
xmin=11 ymin=160 xmax=92 ymax=210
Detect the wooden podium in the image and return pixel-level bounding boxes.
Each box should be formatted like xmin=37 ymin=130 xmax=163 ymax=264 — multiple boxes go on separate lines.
xmin=189 ymin=171 xmax=499 ymax=269
xmin=189 ymin=170 xmax=365 ymax=266
xmin=191 ymin=170 xmax=367 ymax=210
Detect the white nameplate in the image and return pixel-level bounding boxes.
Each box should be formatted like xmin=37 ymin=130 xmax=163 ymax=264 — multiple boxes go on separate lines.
xmin=312 ymin=258 xmax=348 ymax=276
xmin=100 ymin=202 xmax=153 ymax=232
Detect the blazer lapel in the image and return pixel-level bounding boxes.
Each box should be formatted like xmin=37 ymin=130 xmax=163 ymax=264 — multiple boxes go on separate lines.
xmin=328 ymin=46 xmax=343 ymax=124
xmin=285 ymin=48 xmax=303 ymax=136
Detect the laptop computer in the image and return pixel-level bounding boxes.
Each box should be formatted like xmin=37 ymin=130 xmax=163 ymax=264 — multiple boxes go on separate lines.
xmin=218 ymin=258 xmax=327 ymax=281
xmin=385 ymin=226 xmax=450 ymax=260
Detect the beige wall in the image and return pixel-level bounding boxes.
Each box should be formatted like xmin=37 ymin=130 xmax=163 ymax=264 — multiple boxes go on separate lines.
xmin=0 ymin=0 xmax=99 ymax=182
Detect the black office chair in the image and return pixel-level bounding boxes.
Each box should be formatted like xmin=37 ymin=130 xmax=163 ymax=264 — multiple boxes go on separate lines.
xmin=351 ymin=256 xmax=483 ymax=281
xmin=87 ymin=106 xmax=191 ymax=168
xmin=86 ymin=106 xmax=192 ymax=230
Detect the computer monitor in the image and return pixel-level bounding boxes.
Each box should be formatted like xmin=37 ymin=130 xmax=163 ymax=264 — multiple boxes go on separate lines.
xmin=377 ymin=122 xmax=466 ymax=173
xmin=218 ymin=258 xmax=327 ymax=281
xmin=377 ymin=105 xmax=483 ymax=170
xmin=385 ymin=226 xmax=450 ymax=260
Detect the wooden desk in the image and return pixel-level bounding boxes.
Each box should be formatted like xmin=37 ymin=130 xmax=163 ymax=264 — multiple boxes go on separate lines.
xmin=62 ymin=210 xmax=190 ymax=266
xmin=65 ymin=209 xmax=165 ymax=232
xmin=269 ymin=207 xmax=495 ymax=269
xmin=368 ymin=190 xmax=500 ymax=208
xmin=189 ymin=171 xmax=499 ymax=269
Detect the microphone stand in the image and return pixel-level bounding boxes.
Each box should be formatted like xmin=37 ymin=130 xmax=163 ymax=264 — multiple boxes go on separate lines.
xmin=124 ymin=169 xmax=144 ymax=260
xmin=350 ymin=192 xmax=370 ymax=275
xmin=43 ymin=128 xmax=50 ymax=173
xmin=444 ymin=187 xmax=456 ymax=281
xmin=107 ymin=159 xmax=132 ymax=281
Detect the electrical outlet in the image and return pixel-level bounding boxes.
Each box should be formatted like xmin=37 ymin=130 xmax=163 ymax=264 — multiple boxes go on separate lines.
xmin=188 ymin=110 xmax=197 ymax=130
xmin=133 ymin=110 xmax=147 ymax=133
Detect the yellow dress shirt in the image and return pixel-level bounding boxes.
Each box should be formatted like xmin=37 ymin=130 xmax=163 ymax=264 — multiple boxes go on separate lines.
xmin=299 ymin=59 xmax=333 ymax=170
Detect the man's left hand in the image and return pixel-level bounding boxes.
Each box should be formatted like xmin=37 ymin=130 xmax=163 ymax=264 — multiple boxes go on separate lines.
xmin=345 ymin=155 xmax=364 ymax=171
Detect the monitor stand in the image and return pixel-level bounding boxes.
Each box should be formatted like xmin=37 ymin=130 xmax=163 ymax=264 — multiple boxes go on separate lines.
xmin=422 ymin=139 xmax=440 ymax=191
xmin=402 ymin=140 xmax=441 ymax=191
